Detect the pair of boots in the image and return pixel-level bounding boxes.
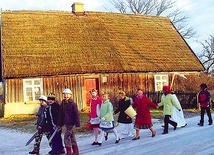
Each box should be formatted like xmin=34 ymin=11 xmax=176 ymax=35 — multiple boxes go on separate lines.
xmin=49 ymin=149 xmax=65 ymax=155
xmin=66 ymin=145 xmax=79 ymax=155
xmin=29 ymin=150 xmax=39 ymax=154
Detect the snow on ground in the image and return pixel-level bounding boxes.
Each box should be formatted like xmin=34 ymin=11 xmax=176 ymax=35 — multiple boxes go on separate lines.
xmin=1 ymin=114 xmax=214 ymax=155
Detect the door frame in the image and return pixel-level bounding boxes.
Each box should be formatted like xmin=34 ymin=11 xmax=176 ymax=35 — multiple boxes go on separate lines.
xmin=82 ymin=75 xmax=100 ymax=112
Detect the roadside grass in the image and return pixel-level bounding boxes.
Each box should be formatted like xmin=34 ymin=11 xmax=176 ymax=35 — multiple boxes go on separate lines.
xmin=151 ymin=108 xmax=163 ymax=119
xmin=152 ymin=108 xmax=200 ymax=119
xmin=0 ymin=114 xmax=37 ymax=133
xmin=0 ymin=109 xmax=200 ymax=133
xmin=0 ymin=112 xmax=91 ymax=133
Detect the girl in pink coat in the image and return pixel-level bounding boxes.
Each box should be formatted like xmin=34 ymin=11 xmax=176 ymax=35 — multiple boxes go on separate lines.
xmin=132 ymin=89 xmax=158 ymax=140
xmin=89 ymin=89 xmax=102 ymax=145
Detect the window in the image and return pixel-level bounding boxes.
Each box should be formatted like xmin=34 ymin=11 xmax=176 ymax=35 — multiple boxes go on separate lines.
xmin=154 ymin=74 xmax=169 ymax=91
xmin=23 ymin=78 xmax=43 ymax=102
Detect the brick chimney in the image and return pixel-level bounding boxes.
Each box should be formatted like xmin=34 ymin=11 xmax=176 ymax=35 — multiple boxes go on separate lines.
xmin=71 ymin=2 xmax=85 ymax=16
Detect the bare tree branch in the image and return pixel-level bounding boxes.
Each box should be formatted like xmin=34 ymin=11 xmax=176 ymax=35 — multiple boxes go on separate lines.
xmin=110 ymin=0 xmax=196 ymax=39
xmin=178 ymin=25 xmax=196 ymax=39
xmin=197 ymin=35 xmax=214 ymax=73
xmin=168 ymin=8 xmax=188 ymax=24
xmin=155 ymin=0 xmax=175 ymax=16
xmin=110 ymin=0 xmax=127 ymax=13
xmin=126 ymin=0 xmax=156 ymax=14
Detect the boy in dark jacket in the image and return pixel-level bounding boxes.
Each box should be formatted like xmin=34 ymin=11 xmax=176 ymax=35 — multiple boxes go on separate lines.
xmin=58 ymin=89 xmax=80 ymax=155
xmin=29 ymin=95 xmax=51 ymax=154
xmin=47 ymin=93 xmax=65 ymax=155
xmin=197 ymin=83 xmax=213 ymax=126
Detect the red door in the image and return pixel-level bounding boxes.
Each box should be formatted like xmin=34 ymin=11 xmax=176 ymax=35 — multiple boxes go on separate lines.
xmin=84 ymin=78 xmax=99 ymax=111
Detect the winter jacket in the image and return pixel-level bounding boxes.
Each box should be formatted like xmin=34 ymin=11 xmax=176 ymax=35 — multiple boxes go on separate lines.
xmin=99 ymin=99 xmax=114 ymax=122
xmin=58 ymin=98 xmax=80 ymax=127
xmin=49 ymin=102 xmax=60 ymax=127
xmin=133 ymin=95 xmax=157 ymax=125
xmin=89 ymin=96 xmax=102 ymax=118
xmin=198 ymin=90 xmax=211 ymax=107
xmin=114 ymin=96 xmax=132 ymax=124
xmin=158 ymin=94 xmax=181 ymax=116
xmin=36 ymin=105 xmax=51 ymax=132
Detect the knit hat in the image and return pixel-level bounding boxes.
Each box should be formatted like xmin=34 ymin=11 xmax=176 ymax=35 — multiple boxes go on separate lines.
xmin=162 ymin=86 xmax=171 ymax=93
xmin=200 ymin=83 xmax=207 ymax=89
xmin=118 ymin=90 xmax=126 ymax=96
xmin=47 ymin=93 xmax=56 ymax=100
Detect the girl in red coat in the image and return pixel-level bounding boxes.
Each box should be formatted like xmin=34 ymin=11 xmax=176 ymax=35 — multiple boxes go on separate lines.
xmin=132 ymin=89 xmax=158 ymax=140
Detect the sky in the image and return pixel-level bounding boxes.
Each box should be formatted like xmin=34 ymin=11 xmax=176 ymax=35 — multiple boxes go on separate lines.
xmin=0 ymin=0 xmax=213 ymax=54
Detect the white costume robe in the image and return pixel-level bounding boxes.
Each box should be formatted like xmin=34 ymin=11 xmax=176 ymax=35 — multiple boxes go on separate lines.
xmin=171 ymin=94 xmax=187 ymax=127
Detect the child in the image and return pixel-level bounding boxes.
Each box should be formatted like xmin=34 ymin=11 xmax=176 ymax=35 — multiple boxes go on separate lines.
xmin=114 ymin=91 xmax=134 ymax=139
xmin=161 ymin=92 xmax=187 ymax=128
xmin=29 ymin=95 xmax=51 ymax=154
xmin=58 ymin=88 xmax=80 ymax=155
xmin=47 ymin=93 xmax=64 ymax=155
xmin=88 ymin=89 xmax=102 ymax=145
xmin=132 ymin=89 xmax=158 ymax=140
xmin=158 ymin=86 xmax=181 ymax=134
xmin=197 ymin=83 xmax=213 ymax=126
xmin=98 ymin=92 xmax=120 ymax=145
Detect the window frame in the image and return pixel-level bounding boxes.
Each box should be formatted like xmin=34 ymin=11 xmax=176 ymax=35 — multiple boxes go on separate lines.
xmin=154 ymin=74 xmax=169 ymax=91
xmin=23 ymin=78 xmax=43 ymax=102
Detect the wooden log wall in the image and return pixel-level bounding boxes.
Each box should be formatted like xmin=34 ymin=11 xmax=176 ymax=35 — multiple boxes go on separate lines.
xmin=5 ymin=73 xmax=156 ymax=103
xmin=5 ymin=78 xmax=23 ymax=103
xmin=99 ymin=73 xmax=155 ymax=99
xmin=43 ymin=75 xmax=82 ymax=104
xmin=5 ymin=75 xmax=82 ymax=104
xmin=5 ymin=73 xmax=173 ymax=109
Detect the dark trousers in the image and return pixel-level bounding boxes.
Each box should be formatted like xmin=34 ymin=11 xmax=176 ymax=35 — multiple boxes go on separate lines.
xmin=164 ymin=115 xmax=177 ymax=133
xmin=50 ymin=128 xmax=64 ymax=152
xmin=200 ymin=107 xmax=213 ymax=124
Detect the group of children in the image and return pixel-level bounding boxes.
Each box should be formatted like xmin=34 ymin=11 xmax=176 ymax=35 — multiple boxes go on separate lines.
xmin=88 ymin=89 xmax=120 ymax=146
xmin=87 ymin=87 xmax=184 ymax=147
xmin=89 ymin=83 xmax=212 ymax=146
xmin=29 ymin=83 xmax=212 ymax=154
xmin=29 ymin=88 xmax=80 ymax=155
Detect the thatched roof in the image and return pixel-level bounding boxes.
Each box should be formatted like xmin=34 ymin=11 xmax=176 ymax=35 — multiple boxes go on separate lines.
xmin=1 ymin=10 xmax=205 ymax=78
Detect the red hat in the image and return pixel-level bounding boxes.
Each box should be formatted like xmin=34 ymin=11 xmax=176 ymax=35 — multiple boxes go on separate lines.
xmin=162 ymin=86 xmax=171 ymax=93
